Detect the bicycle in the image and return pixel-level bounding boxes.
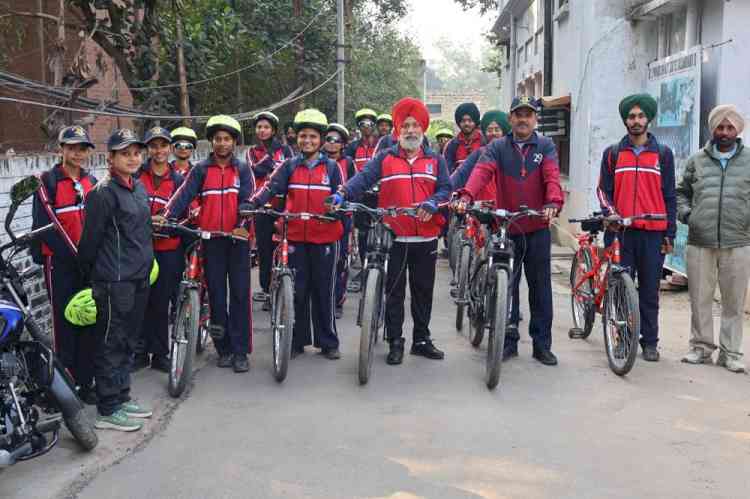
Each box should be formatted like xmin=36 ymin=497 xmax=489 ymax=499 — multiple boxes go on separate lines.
xmin=334 ymin=202 xmax=419 ymax=385
xmin=567 ymin=212 xmax=666 ymax=376
xmin=154 ymin=221 xmax=246 ymax=397
xmin=240 ymin=208 xmax=337 ymax=382
xmin=462 ymin=203 xmax=543 ymax=390
xmin=451 ymin=207 xmax=490 ymax=332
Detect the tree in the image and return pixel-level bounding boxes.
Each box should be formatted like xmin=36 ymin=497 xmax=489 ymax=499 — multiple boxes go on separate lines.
xmin=429 ymin=36 xmax=501 ymax=96
xmin=451 ymin=0 xmax=498 ymax=15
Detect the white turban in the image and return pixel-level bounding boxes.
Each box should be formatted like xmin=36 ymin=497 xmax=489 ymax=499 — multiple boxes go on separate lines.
xmin=708 ymin=104 xmax=745 ymax=135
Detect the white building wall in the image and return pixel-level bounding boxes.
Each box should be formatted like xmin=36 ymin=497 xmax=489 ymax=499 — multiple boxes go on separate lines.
xmin=715 ymin=0 xmax=750 ymax=134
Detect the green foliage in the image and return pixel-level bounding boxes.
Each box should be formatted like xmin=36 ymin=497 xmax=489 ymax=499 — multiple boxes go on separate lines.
xmin=451 ymin=0 xmax=499 ymax=15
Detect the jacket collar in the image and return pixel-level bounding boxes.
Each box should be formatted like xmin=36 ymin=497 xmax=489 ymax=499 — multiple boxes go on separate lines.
xmin=53 ymin=162 xmax=91 ymax=182
xmin=619 ymin=132 xmax=659 ymax=152
xmin=109 ymin=171 xmax=135 ymax=191
xmin=387 ymin=143 xmax=437 ymax=161
xmin=459 ymin=129 xmax=483 ymax=147
xmin=703 ymin=138 xmax=745 ymax=160
xmin=204 ymin=153 xmax=240 ymax=169
xmin=509 ymin=131 xmax=540 ymax=147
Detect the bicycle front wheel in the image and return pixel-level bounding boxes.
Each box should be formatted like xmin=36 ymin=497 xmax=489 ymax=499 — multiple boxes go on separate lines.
xmin=196 ymin=288 xmax=210 ymax=354
xmin=168 ymin=288 xmax=199 ymax=398
xmin=455 ymin=243 xmax=471 ymax=332
xmin=273 ymin=274 xmax=295 ymax=382
xmin=570 ymin=248 xmax=595 ymax=339
xmin=468 ymin=260 xmax=487 ymax=347
xmin=358 ymin=268 xmax=383 ymax=385
xmin=602 ymin=272 xmax=640 ymax=376
xmin=486 ymin=268 xmax=509 ymax=390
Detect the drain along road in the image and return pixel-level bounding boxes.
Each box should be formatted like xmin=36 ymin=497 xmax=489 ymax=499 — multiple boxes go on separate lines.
xmin=7 ymin=259 xmax=750 ymax=499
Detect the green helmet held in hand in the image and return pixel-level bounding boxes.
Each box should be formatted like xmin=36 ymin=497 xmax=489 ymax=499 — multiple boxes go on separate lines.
xmin=65 ymin=288 xmax=97 ymax=326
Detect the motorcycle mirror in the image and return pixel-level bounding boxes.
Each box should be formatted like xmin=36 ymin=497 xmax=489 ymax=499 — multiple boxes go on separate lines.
xmin=10 ymin=176 xmax=41 ymax=205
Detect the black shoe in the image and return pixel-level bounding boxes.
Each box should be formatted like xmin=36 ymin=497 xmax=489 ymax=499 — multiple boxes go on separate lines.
xmin=132 ymin=353 xmax=150 ymax=372
xmin=322 ymin=348 xmax=341 ymax=360
xmin=532 ymin=348 xmax=558 ymax=366
xmin=386 ymin=339 xmax=405 ymax=365
xmin=642 ymin=345 xmax=660 ymax=362
xmin=151 ymin=355 xmax=171 ymax=373
xmin=232 ymin=354 xmax=250 ymax=373
xmin=410 ymin=340 xmax=445 ymax=360
xmin=261 ymin=299 xmax=271 ymax=312
xmin=335 ymin=305 xmax=343 ymax=319
xmin=77 ymin=385 xmax=97 ymax=405
xmin=449 ymin=287 xmax=458 ymax=299
xmin=502 ymin=344 xmax=518 ymax=361
xmin=291 ymin=346 xmax=304 ymax=359
xmin=217 ymin=354 xmax=233 ymax=368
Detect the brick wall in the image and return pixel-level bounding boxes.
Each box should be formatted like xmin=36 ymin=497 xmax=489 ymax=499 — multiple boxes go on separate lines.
xmin=425 ymin=92 xmax=499 ymax=127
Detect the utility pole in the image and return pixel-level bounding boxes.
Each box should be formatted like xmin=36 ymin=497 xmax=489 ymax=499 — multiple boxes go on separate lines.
xmin=174 ymin=13 xmax=192 ymax=125
xmin=53 ymin=0 xmax=65 ymax=87
xmin=336 ymin=0 xmax=346 ymax=124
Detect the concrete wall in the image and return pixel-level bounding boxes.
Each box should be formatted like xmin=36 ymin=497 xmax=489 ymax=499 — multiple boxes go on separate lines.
xmin=425 ymin=92 xmax=497 ymax=127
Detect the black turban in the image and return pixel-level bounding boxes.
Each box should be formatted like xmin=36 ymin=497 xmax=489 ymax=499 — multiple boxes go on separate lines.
xmin=454 ymin=102 xmax=480 ymax=126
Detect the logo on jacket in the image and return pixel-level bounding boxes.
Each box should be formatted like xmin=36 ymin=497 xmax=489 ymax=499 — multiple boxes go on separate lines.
xmin=425 ymin=162 xmax=434 ymax=175
xmin=233 ymin=178 xmax=240 ymax=189
xmin=322 ymin=174 xmax=330 ymax=186
xmin=533 ymin=153 xmax=543 ymax=164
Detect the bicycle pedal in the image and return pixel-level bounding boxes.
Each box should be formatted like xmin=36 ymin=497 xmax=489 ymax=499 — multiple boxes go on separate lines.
xmin=208 ymin=324 xmax=225 ymax=341
xmin=568 ymin=328 xmax=586 ymax=339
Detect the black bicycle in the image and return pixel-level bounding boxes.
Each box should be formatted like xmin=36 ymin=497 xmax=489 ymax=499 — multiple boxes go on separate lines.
xmin=464 ymin=203 xmax=543 ymax=390
xmin=335 ymin=202 xmax=418 ymax=385
xmin=241 ymin=208 xmax=336 ymax=382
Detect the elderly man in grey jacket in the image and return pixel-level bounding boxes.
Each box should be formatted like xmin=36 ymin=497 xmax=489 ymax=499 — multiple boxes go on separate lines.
xmin=676 ymin=104 xmax=749 ymax=373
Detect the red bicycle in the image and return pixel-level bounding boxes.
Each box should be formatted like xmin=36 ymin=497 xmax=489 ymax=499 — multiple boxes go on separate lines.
xmin=568 ymin=212 xmax=665 ymax=376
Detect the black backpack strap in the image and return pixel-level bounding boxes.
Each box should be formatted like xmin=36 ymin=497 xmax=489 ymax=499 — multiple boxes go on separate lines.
xmin=607 ymin=142 xmax=621 ymax=174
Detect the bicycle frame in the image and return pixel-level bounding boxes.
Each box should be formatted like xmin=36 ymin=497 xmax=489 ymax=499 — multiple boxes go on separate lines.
xmin=572 ymin=228 xmax=631 ymax=313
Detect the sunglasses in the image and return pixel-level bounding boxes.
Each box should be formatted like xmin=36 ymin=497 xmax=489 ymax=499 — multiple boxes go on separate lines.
xmin=325 ymin=136 xmax=344 ymax=144
xmin=358 ymin=119 xmax=374 ymax=128
xmin=174 ymin=141 xmax=195 ymax=150
xmin=73 ymin=180 xmax=84 ymax=205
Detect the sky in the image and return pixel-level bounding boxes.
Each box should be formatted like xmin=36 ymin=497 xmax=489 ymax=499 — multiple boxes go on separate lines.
xmin=399 ymin=0 xmax=496 ymax=63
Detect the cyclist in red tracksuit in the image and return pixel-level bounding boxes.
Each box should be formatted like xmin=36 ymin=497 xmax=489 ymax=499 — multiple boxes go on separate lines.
xmin=136 ymin=126 xmax=185 ymax=373
xmin=163 ymin=115 xmax=255 ymax=373
xmin=31 ymin=125 xmax=97 ymax=403
xmin=248 ymin=109 xmax=344 ymax=360
xmin=444 ymin=102 xmax=485 ymax=173
xmin=332 ymin=98 xmax=452 ymax=366
xmin=324 ymin=123 xmax=355 ymax=319
xmin=246 ymin=111 xmax=293 ymax=311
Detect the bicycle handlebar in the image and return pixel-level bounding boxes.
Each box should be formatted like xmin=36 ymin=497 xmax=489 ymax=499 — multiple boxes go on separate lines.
xmin=569 ymin=213 xmax=666 ymax=227
xmin=239 ymin=208 xmax=337 ymax=223
xmin=467 ymin=203 xmax=544 ymax=221
xmin=334 ymin=201 xmax=433 ymax=219
xmin=0 ymin=223 xmax=55 ymax=254
xmin=153 ymin=221 xmax=248 ymax=241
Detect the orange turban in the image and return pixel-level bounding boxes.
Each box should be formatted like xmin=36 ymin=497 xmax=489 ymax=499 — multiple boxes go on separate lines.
xmin=392 ymin=97 xmax=430 ymax=137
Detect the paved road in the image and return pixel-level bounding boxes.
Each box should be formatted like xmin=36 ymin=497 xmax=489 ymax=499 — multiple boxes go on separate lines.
xmin=6 ymin=259 xmax=750 ymax=499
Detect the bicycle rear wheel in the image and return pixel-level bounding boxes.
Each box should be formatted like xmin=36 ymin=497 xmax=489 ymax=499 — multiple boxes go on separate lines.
xmin=569 ymin=248 xmax=596 ymax=339
xmin=602 ymin=272 xmax=640 ymax=376
xmin=455 ymin=243 xmax=471 ymax=332
xmin=272 ymin=275 xmax=295 ymax=382
xmin=486 ymin=268 xmax=509 ymax=390
xmin=168 ymin=288 xmax=199 ymax=398
xmin=358 ymin=268 xmax=382 ymax=385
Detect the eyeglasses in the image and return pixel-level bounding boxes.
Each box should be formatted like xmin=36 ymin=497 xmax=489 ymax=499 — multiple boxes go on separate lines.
xmin=325 ymin=136 xmax=344 ymax=144
xmin=73 ymin=180 xmax=84 ymax=205
xmin=174 ymin=141 xmax=195 ymax=150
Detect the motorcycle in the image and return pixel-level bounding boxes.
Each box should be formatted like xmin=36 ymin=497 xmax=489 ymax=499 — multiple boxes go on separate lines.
xmin=0 ymin=176 xmax=98 ymax=468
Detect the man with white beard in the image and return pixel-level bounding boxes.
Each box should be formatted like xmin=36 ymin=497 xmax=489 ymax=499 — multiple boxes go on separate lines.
xmin=329 ymin=98 xmax=451 ymax=365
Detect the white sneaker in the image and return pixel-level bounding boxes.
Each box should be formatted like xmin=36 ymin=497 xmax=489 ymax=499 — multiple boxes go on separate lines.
xmin=681 ymin=348 xmax=712 ymax=365
xmin=717 ymin=353 xmax=746 ymax=373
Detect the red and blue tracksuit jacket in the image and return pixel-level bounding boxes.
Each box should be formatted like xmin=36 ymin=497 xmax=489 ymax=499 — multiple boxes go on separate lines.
xmin=164 ymin=154 xmax=255 ymax=232
xmin=251 ymin=155 xmax=344 ymax=244
xmin=31 ymin=164 xmax=97 ymax=262
xmin=137 ymin=161 xmax=184 ymax=251
xmin=450 ymin=146 xmax=496 ymax=202
xmin=345 ymin=136 xmax=380 ymax=173
xmin=345 ymin=145 xmax=452 ymax=238
xmin=444 ymin=129 xmax=485 ymax=174
xmin=461 ymin=132 xmax=564 ymax=235
xmin=597 ymin=134 xmax=676 ymax=237
xmin=246 ymin=139 xmax=292 ymax=210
